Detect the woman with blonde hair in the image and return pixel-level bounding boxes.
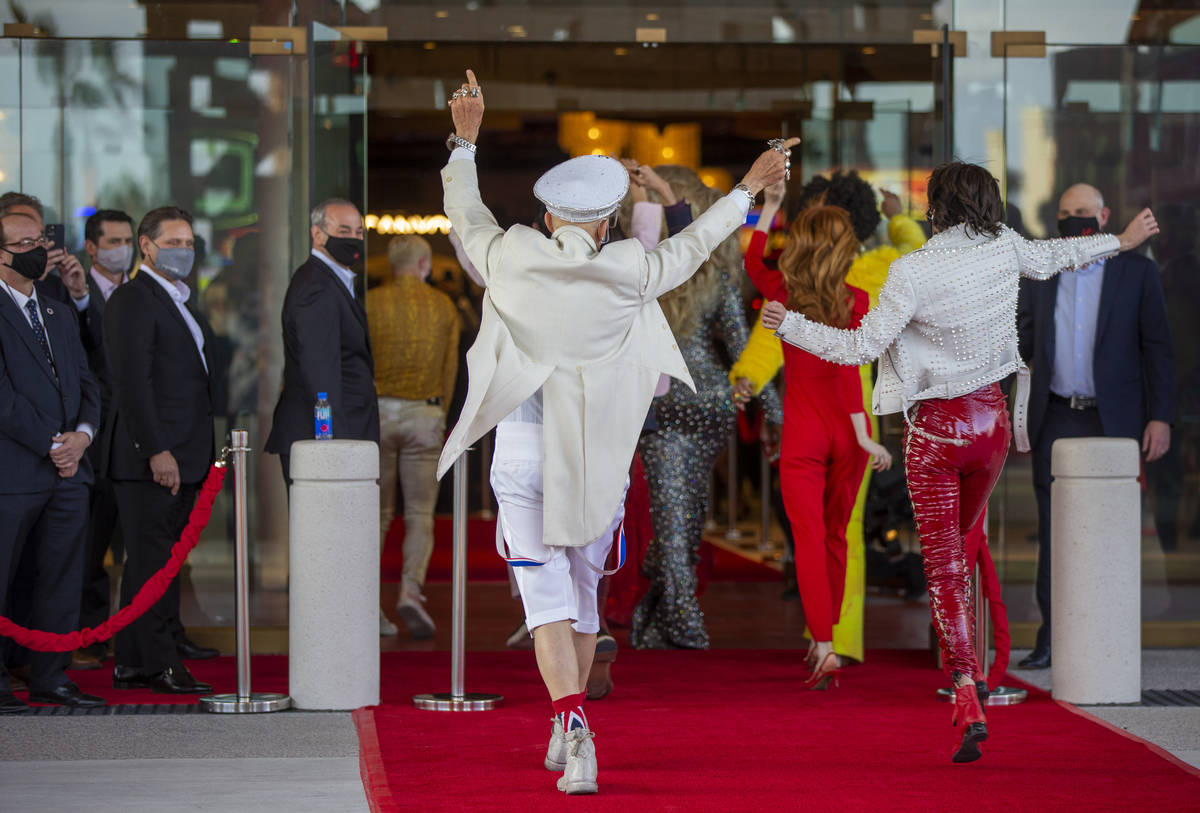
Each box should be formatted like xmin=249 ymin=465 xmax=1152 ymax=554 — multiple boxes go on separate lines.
xmin=742 ymin=202 xmax=892 ymax=689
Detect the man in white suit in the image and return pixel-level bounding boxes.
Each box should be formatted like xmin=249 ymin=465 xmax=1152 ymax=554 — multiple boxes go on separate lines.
xmin=441 ymin=70 xmax=789 ymax=794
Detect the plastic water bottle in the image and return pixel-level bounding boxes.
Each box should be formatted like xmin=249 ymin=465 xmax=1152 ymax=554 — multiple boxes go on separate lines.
xmin=314 ymin=392 xmax=333 ymax=440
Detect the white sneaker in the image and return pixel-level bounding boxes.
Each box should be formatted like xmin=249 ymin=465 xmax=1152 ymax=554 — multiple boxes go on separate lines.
xmin=379 ymin=610 xmax=399 ymax=636
xmin=555 ymin=728 xmax=598 ymax=795
xmin=544 ymin=716 xmax=567 ymax=771
xmin=397 ymin=581 xmax=435 ymax=639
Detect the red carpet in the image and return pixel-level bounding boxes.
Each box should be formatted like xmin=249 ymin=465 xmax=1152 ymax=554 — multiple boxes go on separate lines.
xmin=47 ymin=651 xmax=1200 ymax=810
xmin=356 ymin=649 xmax=1200 ymax=812
xmin=382 ymin=516 xmax=779 ymax=583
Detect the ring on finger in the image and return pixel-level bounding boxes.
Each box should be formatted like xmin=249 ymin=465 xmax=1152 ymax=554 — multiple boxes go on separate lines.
xmin=469 ymin=86 xmax=481 ymax=97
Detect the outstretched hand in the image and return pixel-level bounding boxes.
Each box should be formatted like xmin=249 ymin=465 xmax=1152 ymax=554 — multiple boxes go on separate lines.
xmin=739 ymin=137 xmax=799 ymax=196
xmin=449 ymin=69 xmax=485 ymax=144
xmin=1118 ymin=207 xmax=1159 ymax=252
xmin=761 ymin=300 xmax=788 ymax=331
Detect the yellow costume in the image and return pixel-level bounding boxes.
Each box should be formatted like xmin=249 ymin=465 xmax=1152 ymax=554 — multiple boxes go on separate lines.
xmin=730 ymin=214 xmax=925 ymax=661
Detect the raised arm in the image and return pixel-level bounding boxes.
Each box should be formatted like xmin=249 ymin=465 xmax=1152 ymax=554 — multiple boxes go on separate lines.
xmin=442 ymin=70 xmax=504 ymax=284
xmin=639 ymin=141 xmax=793 ymax=301
xmin=1012 ymin=207 xmax=1158 ymax=280
xmin=763 ymin=261 xmax=918 ymax=367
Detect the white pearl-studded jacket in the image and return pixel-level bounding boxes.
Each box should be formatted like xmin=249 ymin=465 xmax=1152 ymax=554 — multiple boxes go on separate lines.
xmin=775 ymin=224 xmax=1121 ymax=416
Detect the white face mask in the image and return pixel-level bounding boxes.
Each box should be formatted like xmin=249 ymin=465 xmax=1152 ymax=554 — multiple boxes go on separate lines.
xmin=96 ymin=244 xmax=133 ymax=274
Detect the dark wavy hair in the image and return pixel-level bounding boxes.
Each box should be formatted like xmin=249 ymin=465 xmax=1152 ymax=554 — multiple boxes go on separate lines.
xmin=797 ymin=170 xmax=881 ymax=243
xmin=926 ymin=162 xmax=1003 ymax=237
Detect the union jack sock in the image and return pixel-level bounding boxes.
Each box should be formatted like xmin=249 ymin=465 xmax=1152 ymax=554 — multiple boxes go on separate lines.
xmin=552 ymin=692 xmax=588 ymax=732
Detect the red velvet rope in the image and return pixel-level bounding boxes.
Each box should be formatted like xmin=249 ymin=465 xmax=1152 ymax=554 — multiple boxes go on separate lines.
xmin=0 ymin=463 xmax=227 ymax=653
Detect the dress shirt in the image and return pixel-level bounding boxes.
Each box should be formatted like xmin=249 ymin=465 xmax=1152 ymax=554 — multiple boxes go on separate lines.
xmin=366 ymin=275 xmax=461 ymax=404
xmin=89 ymin=266 xmax=127 ymax=302
xmin=312 ymin=249 xmax=357 ymax=298
xmin=1 ymin=280 xmax=93 ymax=442
xmin=1050 ymin=259 xmax=1105 ymax=399
xmin=140 ymin=264 xmax=207 ymax=373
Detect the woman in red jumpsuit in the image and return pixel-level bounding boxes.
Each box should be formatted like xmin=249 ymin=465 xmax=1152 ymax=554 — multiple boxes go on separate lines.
xmin=743 ymin=202 xmax=892 ymax=689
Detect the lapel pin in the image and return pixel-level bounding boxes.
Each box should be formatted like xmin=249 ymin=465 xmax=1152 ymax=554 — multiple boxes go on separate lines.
xmin=45 ymin=306 xmax=54 ymax=315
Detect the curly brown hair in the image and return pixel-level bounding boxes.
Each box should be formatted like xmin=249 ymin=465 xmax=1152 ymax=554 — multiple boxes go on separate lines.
xmin=926 ymin=162 xmax=1003 ymax=238
xmin=779 ymin=205 xmax=857 ymax=328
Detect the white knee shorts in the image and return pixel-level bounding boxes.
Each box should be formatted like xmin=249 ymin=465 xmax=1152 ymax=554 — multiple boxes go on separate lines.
xmin=491 ymin=421 xmax=627 ymax=635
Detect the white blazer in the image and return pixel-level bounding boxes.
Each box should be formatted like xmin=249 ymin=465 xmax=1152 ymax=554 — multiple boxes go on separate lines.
xmin=438 ymin=157 xmax=749 ymax=546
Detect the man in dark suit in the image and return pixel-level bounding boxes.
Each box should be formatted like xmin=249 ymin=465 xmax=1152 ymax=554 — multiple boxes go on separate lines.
xmin=105 ymin=206 xmax=216 ymax=694
xmin=0 ymin=212 xmax=105 ymax=712
xmin=74 ymin=209 xmax=136 ymax=660
xmin=266 ymin=198 xmax=379 ymax=484
xmin=1016 ymin=182 xmax=1175 ymax=669
xmin=0 ymin=192 xmax=107 ymax=675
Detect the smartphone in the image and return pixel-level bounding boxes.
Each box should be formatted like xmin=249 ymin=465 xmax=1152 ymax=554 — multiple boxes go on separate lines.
xmin=44 ymin=223 xmax=64 ymax=250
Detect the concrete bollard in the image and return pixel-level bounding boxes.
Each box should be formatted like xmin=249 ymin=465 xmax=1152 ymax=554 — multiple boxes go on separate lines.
xmin=288 ymin=439 xmax=380 ymax=710
xmin=1050 ymin=437 xmax=1141 ymax=705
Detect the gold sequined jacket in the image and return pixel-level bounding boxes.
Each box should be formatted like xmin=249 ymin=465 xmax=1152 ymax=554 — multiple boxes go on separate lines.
xmin=775 ymin=224 xmax=1120 ymax=416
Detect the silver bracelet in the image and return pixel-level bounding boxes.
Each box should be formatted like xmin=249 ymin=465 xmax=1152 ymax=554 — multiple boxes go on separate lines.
xmin=446 ymin=133 xmax=477 ymax=153
xmin=733 ymin=183 xmax=755 ymax=205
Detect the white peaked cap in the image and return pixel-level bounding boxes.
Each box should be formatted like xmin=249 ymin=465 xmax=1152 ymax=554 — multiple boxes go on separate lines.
xmin=533 ymin=155 xmax=630 ymax=223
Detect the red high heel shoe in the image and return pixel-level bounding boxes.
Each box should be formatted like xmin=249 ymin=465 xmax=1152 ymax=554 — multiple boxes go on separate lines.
xmin=951 ymin=683 xmax=988 ymax=763
xmin=804 ymin=652 xmax=840 ymax=690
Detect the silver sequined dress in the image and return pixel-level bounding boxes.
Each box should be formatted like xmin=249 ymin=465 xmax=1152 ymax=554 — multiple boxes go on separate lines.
xmin=631 ymin=272 xmax=753 ymax=649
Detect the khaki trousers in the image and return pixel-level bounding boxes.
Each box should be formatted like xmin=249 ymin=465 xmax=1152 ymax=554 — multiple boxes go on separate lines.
xmin=378 ymin=397 xmax=445 ymax=588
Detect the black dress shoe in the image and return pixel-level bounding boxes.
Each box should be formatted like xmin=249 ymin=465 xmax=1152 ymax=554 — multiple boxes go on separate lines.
xmin=1018 ymin=647 xmax=1051 ymax=669
xmin=113 ymin=664 xmax=153 ymax=689
xmin=148 ymin=666 xmax=212 ymax=694
xmin=28 ymin=681 xmax=107 ymax=709
xmin=176 ymin=638 xmax=220 ymax=660
xmin=0 ymin=691 xmax=30 ymax=714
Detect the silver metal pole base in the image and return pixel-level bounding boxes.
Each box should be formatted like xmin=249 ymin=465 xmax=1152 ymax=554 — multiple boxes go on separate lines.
xmin=200 ymin=692 xmax=293 ymax=713
xmin=935 ymin=685 xmax=1029 ymax=706
xmin=412 ymin=692 xmax=504 ymax=711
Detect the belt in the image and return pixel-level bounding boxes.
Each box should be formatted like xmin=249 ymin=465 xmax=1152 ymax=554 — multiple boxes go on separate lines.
xmin=1050 ymin=393 xmax=1097 ymax=410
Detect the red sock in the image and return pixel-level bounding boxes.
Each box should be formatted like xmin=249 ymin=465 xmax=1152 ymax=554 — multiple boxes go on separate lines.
xmin=552 ymin=692 xmax=588 ymax=732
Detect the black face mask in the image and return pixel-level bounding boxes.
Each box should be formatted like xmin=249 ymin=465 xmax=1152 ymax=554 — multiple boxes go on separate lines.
xmin=8 ymin=246 xmax=47 ymax=280
xmin=323 ymin=234 xmax=363 ymax=266
xmin=1057 ymin=216 xmax=1101 ymax=238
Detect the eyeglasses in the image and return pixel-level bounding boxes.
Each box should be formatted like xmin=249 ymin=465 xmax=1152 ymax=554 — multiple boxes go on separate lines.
xmin=3 ymin=236 xmax=49 ymax=250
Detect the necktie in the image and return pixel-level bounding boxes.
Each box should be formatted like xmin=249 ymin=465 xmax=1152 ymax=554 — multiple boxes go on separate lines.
xmin=24 ymin=298 xmax=57 ymax=376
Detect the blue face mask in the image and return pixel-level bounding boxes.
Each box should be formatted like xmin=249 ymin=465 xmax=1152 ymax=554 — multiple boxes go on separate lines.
xmin=153 ymin=245 xmax=194 ymax=280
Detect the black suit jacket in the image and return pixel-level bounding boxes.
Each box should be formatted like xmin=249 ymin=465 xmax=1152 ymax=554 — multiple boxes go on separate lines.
xmin=0 ymin=287 xmax=100 ymax=493
xmin=265 ymin=255 xmax=380 ymax=455
xmin=35 ymin=272 xmax=105 ymax=367
xmin=1017 ymin=249 xmax=1175 ymax=447
xmin=102 ymin=270 xmax=215 ymax=484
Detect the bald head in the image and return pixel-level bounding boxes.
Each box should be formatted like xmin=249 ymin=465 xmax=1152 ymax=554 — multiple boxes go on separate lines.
xmin=1058 ymin=183 xmax=1109 ymax=228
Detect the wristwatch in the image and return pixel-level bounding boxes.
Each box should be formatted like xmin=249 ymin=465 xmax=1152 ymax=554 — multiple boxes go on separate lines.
xmin=446 ymin=133 xmax=477 ymax=153
xmin=733 ymin=183 xmax=755 ymax=205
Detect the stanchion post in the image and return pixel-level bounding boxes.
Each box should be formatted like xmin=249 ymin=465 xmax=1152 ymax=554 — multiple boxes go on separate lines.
xmin=201 ymin=429 xmax=291 ymax=713
xmin=414 ymin=451 xmax=503 ymax=711
xmin=935 ymin=521 xmax=1026 ymax=706
xmin=725 ymin=433 xmax=741 ymax=541
xmin=477 ymin=431 xmax=495 ymax=520
xmin=758 ymin=445 xmax=772 ymax=552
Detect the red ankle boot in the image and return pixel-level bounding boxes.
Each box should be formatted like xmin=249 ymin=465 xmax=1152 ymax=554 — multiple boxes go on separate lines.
xmin=951 ymin=684 xmax=988 ymax=763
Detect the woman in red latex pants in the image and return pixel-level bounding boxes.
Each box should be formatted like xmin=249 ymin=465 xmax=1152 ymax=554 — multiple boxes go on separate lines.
xmin=764 ymin=160 xmax=1159 ymax=762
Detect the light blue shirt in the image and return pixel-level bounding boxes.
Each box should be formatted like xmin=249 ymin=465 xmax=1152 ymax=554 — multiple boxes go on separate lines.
xmin=311 ymin=249 xmax=357 ymax=298
xmin=1050 ymin=259 xmax=1105 ymax=399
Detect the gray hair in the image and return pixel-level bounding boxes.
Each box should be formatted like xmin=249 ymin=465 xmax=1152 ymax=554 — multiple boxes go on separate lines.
xmin=310 ymin=198 xmax=359 ymax=229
